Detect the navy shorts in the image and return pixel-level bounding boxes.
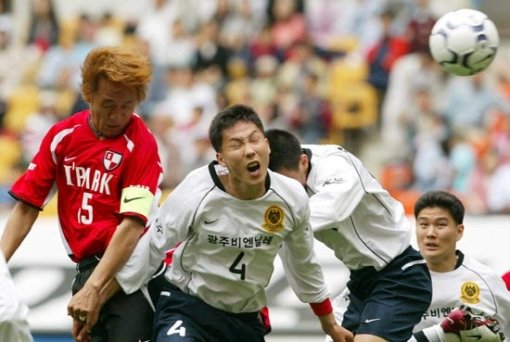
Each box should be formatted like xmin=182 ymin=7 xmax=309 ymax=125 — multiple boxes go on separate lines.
xmin=72 ymin=257 xmax=154 ymax=342
xmin=153 ymin=282 xmax=266 ymax=342
xmin=343 ymin=246 xmax=432 ymax=342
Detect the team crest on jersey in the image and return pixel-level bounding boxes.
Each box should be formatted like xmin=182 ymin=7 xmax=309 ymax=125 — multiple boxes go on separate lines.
xmin=103 ymin=150 xmax=123 ymax=171
xmin=460 ymin=281 xmax=480 ymax=304
xmin=262 ymin=205 xmax=284 ymax=233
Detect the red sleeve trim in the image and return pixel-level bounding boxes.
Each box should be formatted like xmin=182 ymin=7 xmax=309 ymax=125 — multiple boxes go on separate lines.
xmin=309 ymin=298 xmax=333 ymax=316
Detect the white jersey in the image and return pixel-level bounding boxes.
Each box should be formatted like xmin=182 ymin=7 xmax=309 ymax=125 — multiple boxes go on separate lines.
xmin=413 ymin=251 xmax=510 ymax=339
xmin=118 ymin=162 xmax=330 ymax=313
xmin=302 ymin=145 xmax=411 ymax=271
xmin=0 ymin=253 xmax=33 ymax=342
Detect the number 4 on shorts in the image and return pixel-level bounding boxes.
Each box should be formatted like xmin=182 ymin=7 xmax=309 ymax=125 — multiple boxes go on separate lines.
xmin=167 ymin=320 xmax=186 ymax=337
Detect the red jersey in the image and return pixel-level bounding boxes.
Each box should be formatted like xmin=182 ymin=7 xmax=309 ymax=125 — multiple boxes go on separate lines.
xmin=10 ymin=110 xmax=163 ymax=262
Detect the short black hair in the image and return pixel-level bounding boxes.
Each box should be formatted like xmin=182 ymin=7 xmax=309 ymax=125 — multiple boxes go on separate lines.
xmin=414 ymin=190 xmax=465 ymax=224
xmin=209 ymin=104 xmax=264 ymax=152
xmin=265 ymin=129 xmax=302 ymax=172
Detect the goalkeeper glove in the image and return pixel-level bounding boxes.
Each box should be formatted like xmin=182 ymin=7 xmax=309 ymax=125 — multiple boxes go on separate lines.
xmin=410 ymin=305 xmax=504 ymax=342
xmin=441 ymin=305 xmax=504 ymax=342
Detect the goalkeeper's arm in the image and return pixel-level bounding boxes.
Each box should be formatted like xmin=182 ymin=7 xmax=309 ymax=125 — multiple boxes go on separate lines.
xmin=408 ymin=325 xmax=454 ymax=342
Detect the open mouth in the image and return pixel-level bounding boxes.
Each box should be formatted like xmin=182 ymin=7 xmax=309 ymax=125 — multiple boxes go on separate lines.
xmin=247 ymin=162 xmax=260 ymax=173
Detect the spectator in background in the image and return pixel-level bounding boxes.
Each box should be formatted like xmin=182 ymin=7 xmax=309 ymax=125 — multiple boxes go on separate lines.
xmin=447 ymin=130 xmax=477 ymax=195
xmin=305 ymin=0 xmax=385 ymax=58
xmin=248 ymin=23 xmax=279 ymax=67
xmin=294 ymin=71 xmax=331 ymax=143
xmin=193 ymin=19 xmax=231 ymax=78
xmin=219 ymin=0 xmax=263 ymax=64
xmin=20 ymin=90 xmax=59 ymax=164
xmin=365 ymin=6 xmax=409 ymax=120
xmin=269 ymin=0 xmax=307 ymax=60
xmin=164 ymin=19 xmax=196 ymax=69
xmin=486 ymin=158 xmax=510 ymax=214
xmin=26 ymin=0 xmax=60 ymax=54
xmin=405 ymin=0 xmax=437 ymax=54
xmin=135 ymin=0 xmax=177 ymax=66
xmin=442 ymin=73 xmax=510 ymax=134
xmin=380 ymin=48 xmax=444 ymax=152
xmin=0 ymin=18 xmax=27 ymax=120
xmin=37 ymin=13 xmax=97 ymax=91
xmin=400 ymin=85 xmax=447 ymax=159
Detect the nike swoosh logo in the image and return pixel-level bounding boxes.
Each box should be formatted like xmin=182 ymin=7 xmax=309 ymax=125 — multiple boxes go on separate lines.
xmin=364 ymin=318 xmax=381 ymax=323
xmin=64 ymin=156 xmax=77 ymax=162
xmin=204 ymin=218 xmax=219 ymax=224
xmin=123 ymin=196 xmax=144 ymax=203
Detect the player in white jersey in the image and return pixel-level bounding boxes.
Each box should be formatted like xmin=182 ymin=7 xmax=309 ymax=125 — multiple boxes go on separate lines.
xmin=0 ymin=252 xmax=32 ymax=342
xmin=409 ymin=191 xmax=510 ymax=342
xmin=114 ymin=105 xmax=351 ymax=341
xmin=265 ymin=129 xmax=432 ymax=342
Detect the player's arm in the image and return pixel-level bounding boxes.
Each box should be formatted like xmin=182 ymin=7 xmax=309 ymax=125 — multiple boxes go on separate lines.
xmin=0 ymin=201 xmax=40 ymax=261
xmin=67 ymin=216 xmax=145 ymax=330
xmin=279 ymin=198 xmax=351 ymax=341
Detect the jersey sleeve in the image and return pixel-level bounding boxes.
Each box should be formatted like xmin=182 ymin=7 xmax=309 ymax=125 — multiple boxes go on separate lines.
xmin=308 ymin=154 xmax=365 ymax=232
xmin=116 ymin=174 xmax=197 ymax=294
xmin=278 ymin=200 xmax=331 ymax=305
xmin=118 ymin=126 xmax=162 ymax=224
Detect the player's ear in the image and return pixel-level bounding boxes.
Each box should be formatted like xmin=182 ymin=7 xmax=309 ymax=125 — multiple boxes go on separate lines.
xmin=298 ymin=153 xmax=309 ymax=173
xmin=456 ymin=223 xmax=464 ymax=241
xmin=216 ymin=152 xmax=226 ymax=166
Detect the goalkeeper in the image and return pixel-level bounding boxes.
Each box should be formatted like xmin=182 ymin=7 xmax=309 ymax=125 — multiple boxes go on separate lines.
xmin=409 ymin=191 xmax=510 ymax=341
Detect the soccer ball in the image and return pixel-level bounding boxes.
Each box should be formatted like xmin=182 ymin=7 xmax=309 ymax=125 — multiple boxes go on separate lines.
xmin=429 ymin=9 xmax=499 ymax=76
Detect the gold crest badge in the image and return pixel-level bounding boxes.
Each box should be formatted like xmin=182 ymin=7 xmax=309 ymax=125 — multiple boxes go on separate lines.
xmin=262 ymin=205 xmax=284 ymax=233
xmin=460 ymin=281 xmax=480 ymax=304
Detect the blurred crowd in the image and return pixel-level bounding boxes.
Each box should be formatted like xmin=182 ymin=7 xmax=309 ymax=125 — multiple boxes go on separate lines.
xmin=0 ymin=0 xmax=509 ymax=215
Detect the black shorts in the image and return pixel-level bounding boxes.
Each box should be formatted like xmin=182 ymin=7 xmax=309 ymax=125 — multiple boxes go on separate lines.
xmin=343 ymin=246 xmax=432 ymax=342
xmin=153 ymin=282 xmax=266 ymax=342
xmin=72 ymin=257 xmax=154 ymax=342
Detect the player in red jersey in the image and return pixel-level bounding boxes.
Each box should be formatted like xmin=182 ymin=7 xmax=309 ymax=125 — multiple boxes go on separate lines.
xmin=0 ymin=46 xmax=163 ymax=341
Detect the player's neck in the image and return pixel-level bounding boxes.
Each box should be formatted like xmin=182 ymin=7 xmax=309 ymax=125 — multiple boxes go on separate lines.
xmin=427 ymin=253 xmax=458 ymax=273
xmin=88 ymin=114 xmax=105 ymax=139
xmin=220 ymin=174 xmax=266 ymax=200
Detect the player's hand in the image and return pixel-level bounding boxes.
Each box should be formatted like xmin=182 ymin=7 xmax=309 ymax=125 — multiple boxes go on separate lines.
xmin=320 ymin=319 xmax=353 ymax=342
xmin=440 ymin=305 xmax=504 ymax=342
xmin=324 ymin=324 xmax=353 ymax=342
xmin=71 ymin=319 xmax=90 ymax=342
xmin=67 ymin=283 xmax=101 ymax=337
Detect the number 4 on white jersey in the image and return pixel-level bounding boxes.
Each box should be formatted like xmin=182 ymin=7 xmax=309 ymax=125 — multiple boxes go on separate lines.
xmin=167 ymin=320 xmax=186 ymax=337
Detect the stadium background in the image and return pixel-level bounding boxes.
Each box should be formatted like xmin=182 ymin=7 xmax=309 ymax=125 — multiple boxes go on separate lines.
xmin=0 ymin=0 xmax=509 ymax=341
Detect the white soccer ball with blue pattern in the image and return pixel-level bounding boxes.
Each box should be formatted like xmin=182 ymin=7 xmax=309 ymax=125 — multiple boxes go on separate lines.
xmin=429 ymin=9 xmax=499 ymax=76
